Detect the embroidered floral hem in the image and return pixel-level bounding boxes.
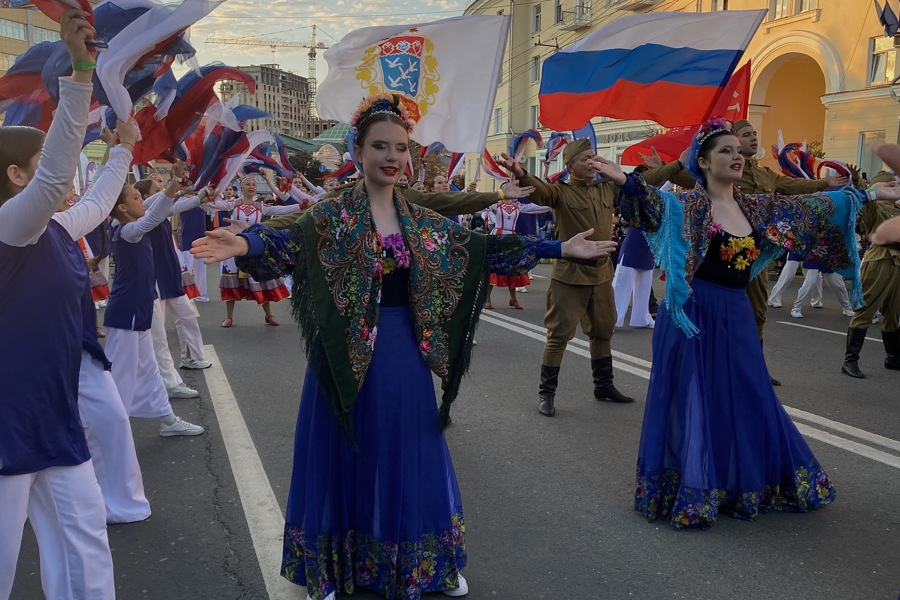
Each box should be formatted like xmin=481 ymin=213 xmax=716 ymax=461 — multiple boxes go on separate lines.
xmin=634 ymin=460 xmax=835 ymax=530
xmin=282 ymin=512 xmax=466 ymax=600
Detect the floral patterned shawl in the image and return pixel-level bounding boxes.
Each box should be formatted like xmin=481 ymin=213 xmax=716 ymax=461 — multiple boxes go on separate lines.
xmin=290 ymin=182 xmax=490 ymax=437
xmin=618 ymin=174 xmax=866 ymax=336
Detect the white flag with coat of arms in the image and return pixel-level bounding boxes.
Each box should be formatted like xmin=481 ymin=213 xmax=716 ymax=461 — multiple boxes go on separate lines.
xmin=316 ymin=15 xmax=511 ymax=153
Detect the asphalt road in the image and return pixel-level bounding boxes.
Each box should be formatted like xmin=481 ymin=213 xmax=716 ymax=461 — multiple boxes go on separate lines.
xmin=10 ymin=264 xmax=900 ymax=600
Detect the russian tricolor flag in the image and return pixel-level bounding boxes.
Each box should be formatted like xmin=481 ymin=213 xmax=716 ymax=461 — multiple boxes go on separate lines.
xmin=539 ymin=10 xmax=765 ymax=130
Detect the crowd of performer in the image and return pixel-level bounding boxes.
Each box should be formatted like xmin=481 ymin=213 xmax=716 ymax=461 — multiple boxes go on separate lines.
xmin=6 ymin=9 xmax=900 ymax=600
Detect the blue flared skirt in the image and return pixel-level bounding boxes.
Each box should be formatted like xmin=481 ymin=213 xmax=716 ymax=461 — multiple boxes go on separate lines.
xmin=281 ymin=307 xmax=466 ymax=599
xmin=634 ymin=278 xmax=835 ymax=530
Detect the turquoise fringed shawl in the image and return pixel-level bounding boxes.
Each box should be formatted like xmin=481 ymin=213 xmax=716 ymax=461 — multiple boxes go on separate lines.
xmin=619 ymin=175 xmax=867 ymax=337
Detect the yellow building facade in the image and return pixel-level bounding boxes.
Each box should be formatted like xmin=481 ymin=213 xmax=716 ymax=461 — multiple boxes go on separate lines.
xmin=463 ymin=0 xmax=899 ymax=188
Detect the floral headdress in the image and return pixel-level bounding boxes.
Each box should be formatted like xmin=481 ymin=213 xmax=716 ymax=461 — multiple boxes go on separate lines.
xmin=349 ymin=93 xmax=416 ymax=134
xmin=685 ymin=116 xmax=732 ymax=185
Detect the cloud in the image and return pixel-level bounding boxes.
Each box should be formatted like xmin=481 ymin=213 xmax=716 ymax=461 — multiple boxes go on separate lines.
xmin=187 ymin=0 xmax=466 ymax=80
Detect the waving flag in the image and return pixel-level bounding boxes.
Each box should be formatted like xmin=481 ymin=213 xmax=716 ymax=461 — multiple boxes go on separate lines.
xmin=544 ymin=132 xmax=569 ymax=163
xmin=539 ymin=10 xmax=765 ymax=130
xmin=447 ymin=152 xmax=464 ymax=179
xmin=481 ymin=149 xmax=509 ymax=182
xmin=508 ymin=129 xmax=543 ymax=162
xmin=419 ymin=141 xmax=445 ymax=159
xmin=2 ymin=0 xmax=94 ymax=25
xmin=876 ymin=0 xmax=900 ymax=37
xmin=96 ymin=0 xmax=225 ymax=121
xmin=621 ymin=62 xmax=751 ymax=166
xmin=316 ymin=15 xmax=510 ymax=153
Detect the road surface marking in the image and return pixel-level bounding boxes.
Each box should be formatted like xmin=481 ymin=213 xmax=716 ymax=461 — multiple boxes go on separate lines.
xmin=201 ymin=345 xmax=303 ymax=600
xmin=776 ymin=321 xmax=882 ymax=343
xmin=480 ymin=314 xmax=900 ymax=470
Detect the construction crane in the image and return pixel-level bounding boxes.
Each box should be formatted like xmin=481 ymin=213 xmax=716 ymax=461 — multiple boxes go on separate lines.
xmin=206 ymin=25 xmax=327 ymax=117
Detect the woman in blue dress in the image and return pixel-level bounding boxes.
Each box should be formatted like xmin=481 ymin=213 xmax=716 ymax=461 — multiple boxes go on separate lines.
xmin=191 ymin=94 xmax=616 ymax=598
xmin=590 ymin=117 xmax=900 ymax=530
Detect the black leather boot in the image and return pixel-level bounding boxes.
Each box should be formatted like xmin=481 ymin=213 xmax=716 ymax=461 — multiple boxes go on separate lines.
xmin=882 ymin=330 xmax=900 ymax=370
xmin=591 ymin=357 xmax=634 ymax=403
xmin=538 ymin=365 xmax=560 ymax=417
xmin=841 ymin=327 xmax=868 ymax=378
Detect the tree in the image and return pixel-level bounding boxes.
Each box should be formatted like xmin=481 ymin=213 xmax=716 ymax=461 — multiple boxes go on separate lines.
xmin=287 ymin=150 xmax=324 ymax=182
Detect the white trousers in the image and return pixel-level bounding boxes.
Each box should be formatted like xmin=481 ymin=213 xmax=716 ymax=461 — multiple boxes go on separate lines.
xmin=612 ymin=265 xmax=654 ymax=327
xmin=794 ymin=270 xmax=851 ymax=311
xmin=97 ymin=256 xmax=110 ymax=284
xmin=78 ymin=353 xmax=151 ymax=524
xmin=106 ymin=327 xmax=173 ymax=419
xmin=151 ymin=296 xmax=205 ymax=390
xmin=0 ymin=462 xmax=114 ymax=600
xmin=770 ymin=259 xmax=822 ymax=305
xmin=181 ymin=250 xmax=207 ymax=299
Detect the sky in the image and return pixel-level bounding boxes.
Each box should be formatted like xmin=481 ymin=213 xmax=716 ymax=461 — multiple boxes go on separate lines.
xmin=186 ymin=0 xmax=469 ymax=84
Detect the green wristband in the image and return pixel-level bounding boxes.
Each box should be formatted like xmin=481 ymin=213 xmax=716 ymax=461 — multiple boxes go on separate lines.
xmin=72 ymin=60 xmax=97 ymax=72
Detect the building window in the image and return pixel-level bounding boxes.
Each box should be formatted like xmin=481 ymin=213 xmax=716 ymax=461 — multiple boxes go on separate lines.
xmin=0 ymin=19 xmax=26 ymax=41
xmin=32 ymin=27 xmax=59 ymax=44
xmin=493 ymin=108 xmax=503 ymax=134
xmin=533 ymin=4 xmax=541 ymax=33
xmin=799 ymin=0 xmax=815 ymax=10
xmin=531 ymin=56 xmax=540 ymax=83
xmin=0 ymin=53 xmax=16 ymax=71
xmin=772 ymin=0 xmax=789 ymax=18
xmin=530 ymin=105 xmax=539 ymax=129
xmin=712 ymin=0 xmax=728 ymax=9
xmin=859 ymin=131 xmax=886 ymax=179
xmin=555 ymin=0 xmax=563 ymax=23
xmin=869 ymin=36 xmax=897 ymax=85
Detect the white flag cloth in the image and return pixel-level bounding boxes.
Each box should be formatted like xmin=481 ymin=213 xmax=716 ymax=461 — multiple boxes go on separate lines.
xmin=96 ymin=0 xmax=225 ymax=121
xmin=316 ymin=15 xmax=510 ymax=153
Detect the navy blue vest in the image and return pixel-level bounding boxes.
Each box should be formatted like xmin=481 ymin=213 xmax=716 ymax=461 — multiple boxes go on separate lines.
xmin=0 ymin=220 xmax=91 ymax=475
xmin=104 ymin=224 xmax=157 ymax=331
xmin=180 ymin=206 xmax=207 ymax=250
xmin=84 ymin=221 xmax=110 ymax=258
xmin=147 ymin=219 xmax=184 ymax=300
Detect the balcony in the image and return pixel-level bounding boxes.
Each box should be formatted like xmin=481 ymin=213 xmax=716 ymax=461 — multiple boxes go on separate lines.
xmin=617 ymin=0 xmax=662 ymax=10
xmin=559 ymin=6 xmax=592 ymax=30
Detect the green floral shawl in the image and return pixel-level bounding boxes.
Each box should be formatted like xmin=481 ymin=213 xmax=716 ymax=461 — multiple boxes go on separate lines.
xmin=291 ymin=182 xmax=490 ymax=438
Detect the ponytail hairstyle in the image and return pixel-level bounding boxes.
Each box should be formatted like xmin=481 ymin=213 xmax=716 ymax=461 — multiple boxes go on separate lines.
xmin=0 ymin=127 xmax=46 ymax=205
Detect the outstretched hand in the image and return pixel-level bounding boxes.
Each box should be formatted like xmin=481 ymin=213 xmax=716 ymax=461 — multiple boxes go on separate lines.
xmin=191 ymin=229 xmax=250 ymax=264
xmin=823 ymin=172 xmax=849 ymax=188
xmin=588 ymin=156 xmax=627 ymax=185
xmin=497 ymin=152 xmax=527 ymax=178
xmin=638 ymin=147 xmax=663 ymax=169
xmin=501 ymin=180 xmax=536 ymax=199
xmin=560 ymin=229 xmax=617 ymax=260
xmin=872 ymin=181 xmax=900 ymax=202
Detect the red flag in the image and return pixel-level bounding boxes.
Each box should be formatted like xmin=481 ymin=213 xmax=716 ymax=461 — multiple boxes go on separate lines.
xmin=621 ymin=63 xmax=751 ymax=166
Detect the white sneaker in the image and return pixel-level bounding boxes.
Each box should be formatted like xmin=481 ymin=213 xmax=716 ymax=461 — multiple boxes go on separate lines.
xmin=443 ymin=574 xmax=468 ymax=597
xmin=194 ymin=296 xmax=210 ymax=303
xmin=472 ymin=339 xmax=477 ymax=346
xmin=181 ymin=358 xmax=212 ymax=370
xmin=842 ymin=308 xmax=855 ymax=317
xmin=643 ymin=320 xmax=655 ymax=329
xmin=168 ymin=384 xmax=200 ymax=399
xmin=159 ymin=417 xmax=204 ymax=437
xmin=873 ymin=314 xmax=882 ymax=324
xmin=767 ymin=301 xmax=782 ymax=308
xmin=516 ymin=287 xmax=528 ymax=293
xmin=811 ymin=300 xmax=824 ymax=308
xmin=95 ymin=299 xmax=108 ymax=309
xmin=790 ymin=309 xmax=803 ymax=318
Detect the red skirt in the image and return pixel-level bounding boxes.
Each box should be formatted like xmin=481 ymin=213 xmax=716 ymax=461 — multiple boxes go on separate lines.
xmin=220 ymin=273 xmax=290 ymax=304
xmin=489 ymin=273 xmax=530 ymax=287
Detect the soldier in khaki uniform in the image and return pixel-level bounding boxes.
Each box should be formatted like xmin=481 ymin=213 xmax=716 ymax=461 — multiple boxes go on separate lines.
xmin=499 ymin=139 xmax=684 ymax=417
xmin=841 ymin=171 xmax=900 ymax=378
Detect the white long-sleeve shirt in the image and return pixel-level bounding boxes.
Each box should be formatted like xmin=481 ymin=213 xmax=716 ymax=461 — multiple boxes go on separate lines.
xmin=0 ymin=77 xmax=93 ymax=247
xmin=120 ymin=192 xmax=174 ymax=243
